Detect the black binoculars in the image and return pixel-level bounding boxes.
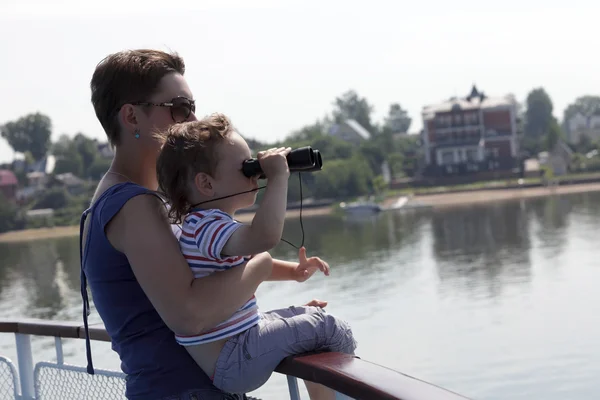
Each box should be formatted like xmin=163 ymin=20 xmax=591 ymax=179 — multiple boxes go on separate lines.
xmin=242 ymin=146 xmax=323 ymax=179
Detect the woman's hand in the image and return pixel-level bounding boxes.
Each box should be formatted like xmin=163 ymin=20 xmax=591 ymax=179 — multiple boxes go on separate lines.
xmin=294 ymin=247 xmax=330 ymax=282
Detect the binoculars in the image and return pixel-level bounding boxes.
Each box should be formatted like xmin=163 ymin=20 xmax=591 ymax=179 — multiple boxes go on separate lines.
xmin=242 ymin=146 xmax=323 ymax=179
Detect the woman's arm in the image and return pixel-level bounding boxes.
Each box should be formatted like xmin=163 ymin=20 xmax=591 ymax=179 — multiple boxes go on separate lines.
xmin=105 ymin=194 xmax=271 ymax=336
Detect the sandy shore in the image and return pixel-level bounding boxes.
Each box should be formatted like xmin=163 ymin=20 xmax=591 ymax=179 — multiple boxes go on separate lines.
xmin=3 ymin=182 xmax=600 ymax=243
xmin=234 ymin=206 xmax=333 ymax=223
xmin=0 ymin=225 xmax=81 ymax=243
xmin=410 ymin=182 xmax=600 ymax=209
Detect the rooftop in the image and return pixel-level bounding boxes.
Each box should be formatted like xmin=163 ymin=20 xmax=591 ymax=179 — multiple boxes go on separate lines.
xmin=422 ymin=85 xmax=516 ymax=120
xmin=329 ymin=119 xmax=371 ymax=140
xmin=0 ymin=169 xmax=18 ymax=187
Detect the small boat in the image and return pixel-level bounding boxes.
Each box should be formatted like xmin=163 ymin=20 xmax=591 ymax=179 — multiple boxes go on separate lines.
xmin=384 ymin=196 xmax=409 ymax=210
xmin=339 ymin=201 xmax=382 ymax=215
xmin=382 ymin=197 xmax=433 ymax=213
xmin=0 ymin=317 xmax=470 ymax=399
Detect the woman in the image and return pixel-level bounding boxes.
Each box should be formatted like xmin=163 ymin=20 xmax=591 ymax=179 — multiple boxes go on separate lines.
xmin=80 ymin=49 xmax=328 ymax=400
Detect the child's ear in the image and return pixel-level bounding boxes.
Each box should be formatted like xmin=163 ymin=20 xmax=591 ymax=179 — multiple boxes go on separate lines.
xmin=194 ymin=172 xmax=214 ymax=197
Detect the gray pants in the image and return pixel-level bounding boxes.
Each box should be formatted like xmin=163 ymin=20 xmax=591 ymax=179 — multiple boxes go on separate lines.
xmin=212 ymin=305 xmax=358 ymax=394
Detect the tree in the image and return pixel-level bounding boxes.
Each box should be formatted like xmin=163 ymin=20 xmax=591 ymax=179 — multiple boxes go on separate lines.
xmin=73 ymin=133 xmax=98 ymax=174
xmin=0 ymin=112 xmax=52 ymax=161
xmin=544 ymin=120 xmax=565 ymax=151
xmin=52 ymin=135 xmax=83 ymax=176
xmin=331 ymin=90 xmax=375 ymax=134
xmin=563 ymin=95 xmax=600 ymax=123
xmin=32 ymin=187 xmax=70 ymax=210
xmin=563 ymin=96 xmax=600 ymax=137
xmin=359 ymin=140 xmax=386 ymax=174
xmin=524 ymin=88 xmax=554 ymax=138
xmin=383 ymin=103 xmax=412 ymax=134
xmin=87 ymin=158 xmax=112 ymax=180
xmin=51 ymin=133 xmax=99 ymax=177
xmin=0 ymin=193 xmax=20 ymax=233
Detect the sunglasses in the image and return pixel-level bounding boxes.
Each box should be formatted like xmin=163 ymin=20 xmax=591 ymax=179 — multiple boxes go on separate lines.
xmin=121 ymin=96 xmax=196 ymax=123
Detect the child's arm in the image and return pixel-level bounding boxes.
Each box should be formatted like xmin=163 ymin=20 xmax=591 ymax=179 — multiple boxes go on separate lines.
xmin=245 ymin=252 xmax=273 ymax=282
xmin=267 ymin=247 xmax=330 ymax=282
xmin=221 ymin=147 xmax=291 ymax=257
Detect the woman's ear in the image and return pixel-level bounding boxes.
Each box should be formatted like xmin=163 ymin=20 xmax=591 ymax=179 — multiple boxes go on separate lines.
xmin=119 ymin=104 xmax=140 ymax=137
xmin=194 ymin=172 xmax=215 ymax=197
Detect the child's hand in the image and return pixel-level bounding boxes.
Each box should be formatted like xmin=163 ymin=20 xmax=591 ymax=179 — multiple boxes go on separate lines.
xmin=294 ymin=247 xmax=330 ymax=282
xmin=304 ymin=299 xmax=328 ymax=308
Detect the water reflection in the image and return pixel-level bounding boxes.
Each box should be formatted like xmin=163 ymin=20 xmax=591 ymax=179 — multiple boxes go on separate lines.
xmin=431 ymin=200 xmax=533 ymax=298
xmin=272 ymin=211 xmax=428 ymax=266
xmin=1 ymin=193 xmax=597 ymax=319
xmin=529 ymin=195 xmax=572 ymax=259
xmin=0 ymin=237 xmax=82 ymax=319
xmin=2 ymin=193 xmax=600 ymax=400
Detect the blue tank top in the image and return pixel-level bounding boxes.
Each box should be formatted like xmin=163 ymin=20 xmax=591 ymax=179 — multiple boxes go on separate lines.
xmin=79 ymin=183 xmax=235 ymax=399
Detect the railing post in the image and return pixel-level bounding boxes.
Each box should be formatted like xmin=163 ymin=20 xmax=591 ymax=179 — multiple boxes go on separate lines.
xmin=15 ymin=333 xmax=35 ymax=400
xmin=286 ymin=375 xmax=301 ymax=400
xmin=54 ymin=337 xmax=64 ymax=365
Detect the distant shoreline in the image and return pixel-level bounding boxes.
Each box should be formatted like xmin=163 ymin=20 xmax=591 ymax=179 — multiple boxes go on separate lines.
xmin=2 ymin=181 xmax=600 ymax=243
xmin=409 ymin=181 xmax=600 ymax=209
xmin=0 ymin=207 xmax=334 ymax=244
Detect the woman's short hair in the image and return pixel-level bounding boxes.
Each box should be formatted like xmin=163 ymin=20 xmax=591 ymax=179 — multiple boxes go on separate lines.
xmin=90 ymin=49 xmax=185 ymax=146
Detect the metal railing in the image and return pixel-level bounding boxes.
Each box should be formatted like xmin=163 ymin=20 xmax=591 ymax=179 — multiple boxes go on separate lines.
xmin=0 ymin=318 xmax=470 ymax=400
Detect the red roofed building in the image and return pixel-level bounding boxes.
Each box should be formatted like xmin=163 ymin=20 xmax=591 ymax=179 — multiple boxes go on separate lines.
xmin=421 ymin=85 xmax=519 ymax=177
xmin=0 ymin=169 xmax=18 ymax=202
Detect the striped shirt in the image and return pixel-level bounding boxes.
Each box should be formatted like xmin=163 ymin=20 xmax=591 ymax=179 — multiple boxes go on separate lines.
xmin=175 ymin=209 xmax=260 ymax=346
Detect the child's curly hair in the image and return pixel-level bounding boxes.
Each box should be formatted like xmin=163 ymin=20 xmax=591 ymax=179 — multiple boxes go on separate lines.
xmin=155 ymin=113 xmax=234 ymax=224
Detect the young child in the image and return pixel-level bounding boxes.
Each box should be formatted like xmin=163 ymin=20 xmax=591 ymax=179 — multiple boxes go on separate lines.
xmin=155 ymin=113 xmax=357 ymax=399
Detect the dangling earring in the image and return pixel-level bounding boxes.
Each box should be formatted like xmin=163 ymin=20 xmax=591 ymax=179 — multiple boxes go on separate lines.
xmin=134 ymin=128 xmax=140 ymax=139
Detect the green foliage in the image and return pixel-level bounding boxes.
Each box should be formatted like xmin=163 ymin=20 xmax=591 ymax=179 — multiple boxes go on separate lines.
xmin=311 ymin=155 xmax=373 ymax=199
xmin=0 ymin=112 xmax=52 ymax=161
xmin=383 ymin=103 xmax=412 ymax=134
xmin=51 ymin=133 xmax=105 ymax=178
xmin=563 ymin=95 xmax=600 ymax=124
xmin=0 ymin=193 xmax=22 ymax=233
xmin=544 ymin=120 xmax=565 ymax=151
xmin=54 ymin=155 xmax=84 ymax=177
xmin=87 ymin=158 xmax=112 ymax=180
xmin=524 ymin=88 xmax=554 ymax=138
xmin=372 ymin=175 xmax=387 ymax=194
xmin=32 ymin=187 xmax=71 ymax=210
xmin=332 ymin=90 xmax=376 ymax=134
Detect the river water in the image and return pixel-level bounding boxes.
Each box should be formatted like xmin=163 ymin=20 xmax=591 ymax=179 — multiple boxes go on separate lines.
xmin=1 ymin=191 xmax=600 ymax=400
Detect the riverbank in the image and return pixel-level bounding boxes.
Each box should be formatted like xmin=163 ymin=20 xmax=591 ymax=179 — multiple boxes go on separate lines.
xmin=408 ymin=181 xmax=600 ymax=209
xmin=0 ymin=207 xmax=335 ymax=243
xmin=0 ymin=225 xmax=81 ymax=243
xmin=3 ymin=181 xmax=600 ymax=243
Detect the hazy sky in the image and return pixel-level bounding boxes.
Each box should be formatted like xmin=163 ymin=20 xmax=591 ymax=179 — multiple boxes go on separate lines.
xmin=1 ymin=0 xmax=598 ymax=163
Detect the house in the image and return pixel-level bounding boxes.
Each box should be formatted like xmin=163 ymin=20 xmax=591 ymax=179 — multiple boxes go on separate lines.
xmin=565 ymin=112 xmax=600 ymax=144
xmin=21 ymin=155 xmax=57 ymax=189
xmin=539 ymin=140 xmax=573 ymax=177
xmin=0 ymin=169 xmax=18 ymax=202
xmin=420 ymin=85 xmax=519 ymax=177
xmin=328 ymin=119 xmax=371 ymax=145
xmin=53 ymin=172 xmax=86 ymax=195
xmin=523 ymin=158 xmax=541 ymax=179
xmin=14 ymin=155 xmax=57 ymax=202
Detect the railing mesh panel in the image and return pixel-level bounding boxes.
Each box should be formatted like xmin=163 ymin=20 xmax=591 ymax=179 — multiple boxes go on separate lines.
xmin=34 ymin=362 xmax=126 ymax=400
xmin=0 ymin=357 xmax=18 ymax=400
